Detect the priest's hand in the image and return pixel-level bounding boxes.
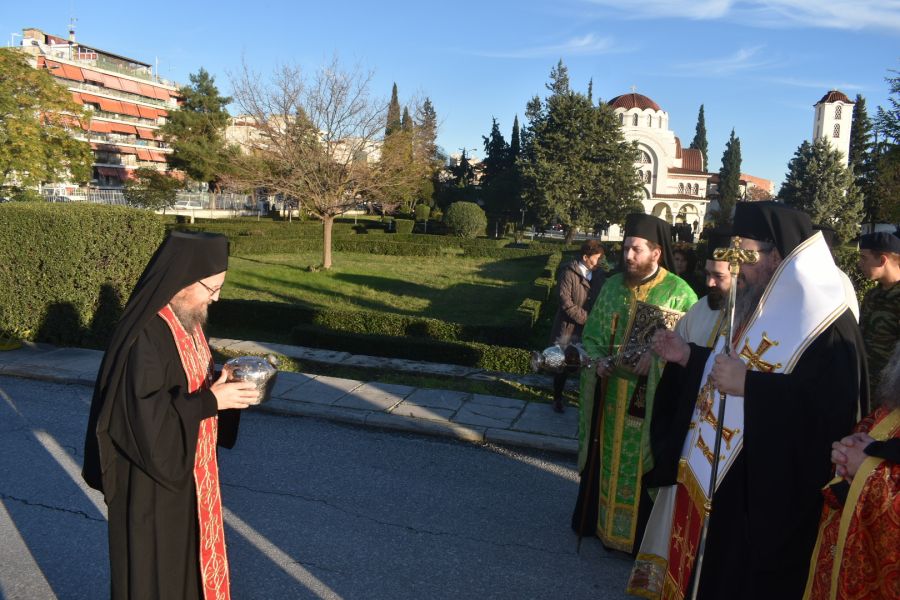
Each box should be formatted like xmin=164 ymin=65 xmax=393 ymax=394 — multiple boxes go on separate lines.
xmin=651 ymin=329 xmax=690 ymax=367
xmin=596 ymin=359 xmax=614 ymax=378
xmin=710 ymin=354 xmax=746 ymax=396
xmin=832 ymin=432 xmax=875 ymax=480
xmin=211 ymin=369 xmax=259 ymax=410
xmin=630 ymin=351 xmax=652 ymax=376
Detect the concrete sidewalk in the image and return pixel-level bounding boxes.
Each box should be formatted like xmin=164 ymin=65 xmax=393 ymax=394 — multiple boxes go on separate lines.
xmin=0 ymin=340 xmax=579 ymax=455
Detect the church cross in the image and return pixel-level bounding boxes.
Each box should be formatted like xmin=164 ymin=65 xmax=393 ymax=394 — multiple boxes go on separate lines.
xmin=739 ymin=333 xmax=783 ymax=373
xmin=630 ymin=85 xmax=637 ymax=93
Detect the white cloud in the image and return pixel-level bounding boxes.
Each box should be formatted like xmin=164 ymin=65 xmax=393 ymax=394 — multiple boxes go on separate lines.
xmin=582 ymin=0 xmax=900 ymax=31
xmin=476 ymin=33 xmax=627 ymax=59
xmin=766 ymin=76 xmax=865 ymax=91
xmin=672 ymin=46 xmax=778 ymax=76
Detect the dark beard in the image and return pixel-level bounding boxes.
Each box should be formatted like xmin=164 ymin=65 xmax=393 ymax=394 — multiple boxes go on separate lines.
xmin=706 ymin=288 xmax=725 ymax=310
xmin=625 ymin=262 xmax=656 ymax=285
xmin=171 ymin=302 xmax=207 ymax=333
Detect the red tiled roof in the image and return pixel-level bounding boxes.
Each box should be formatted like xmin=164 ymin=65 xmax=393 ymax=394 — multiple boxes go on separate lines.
xmin=667 ymin=166 xmax=709 ymax=176
xmin=608 ymin=93 xmax=662 ymax=112
xmin=817 ymin=90 xmax=852 ymax=105
xmin=682 ymin=148 xmax=704 ymax=172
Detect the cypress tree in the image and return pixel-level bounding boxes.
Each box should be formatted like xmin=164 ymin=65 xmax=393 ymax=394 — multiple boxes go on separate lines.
xmin=509 ymin=115 xmax=521 ymax=165
xmin=689 ymin=104 xmax=709 ymax=171
xmin=716 ymin=129 xmax=742 ymax=224
xmin=849 ymin=95 xmax=876 ymax=225
xmin=386 ymin=83 xmax=401 ymax=137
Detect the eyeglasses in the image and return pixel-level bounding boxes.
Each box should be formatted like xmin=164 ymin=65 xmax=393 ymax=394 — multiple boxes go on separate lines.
xmin=197 ymin=280 xmax=223 ymax=298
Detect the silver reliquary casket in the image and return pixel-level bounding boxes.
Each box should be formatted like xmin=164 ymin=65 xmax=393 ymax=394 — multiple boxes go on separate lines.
xmin=222 ymin=355 xmax=279 ymax=405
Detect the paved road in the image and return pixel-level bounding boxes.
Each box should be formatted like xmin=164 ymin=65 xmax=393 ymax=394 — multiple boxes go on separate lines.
xmin=0 ymin=375 xmax=633 ymax=599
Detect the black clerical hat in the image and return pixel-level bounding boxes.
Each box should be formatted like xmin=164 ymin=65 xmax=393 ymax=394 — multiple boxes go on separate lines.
xmin=623 ymin=213 xmax=675 ymax=271
xmin=703 ymin=226 xmax=733 ymax=262
xmin=732 ymin=201 xmax=812 ymax=257
xmin=860 ymin=232 xmax=900 ymax=254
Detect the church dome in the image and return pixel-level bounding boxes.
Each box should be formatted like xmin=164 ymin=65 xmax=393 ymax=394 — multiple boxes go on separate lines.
xmin=816 ymin=90 xmax=851 ymax=105
xmin=608 ymin=93 xmax=662 ymax=112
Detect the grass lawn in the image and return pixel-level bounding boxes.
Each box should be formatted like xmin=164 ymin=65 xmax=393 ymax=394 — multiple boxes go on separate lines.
xmin=223 ymin=251 xmax=548 ymax=326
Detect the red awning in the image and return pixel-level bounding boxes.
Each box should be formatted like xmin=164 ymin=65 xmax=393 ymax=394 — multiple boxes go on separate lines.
xmin=102 ymin=74 xmax=123 ymax=91
xmin=97 ymin=166 xmax=124 ymax=178
xmin=119 ymin=102 xmax=142 ymax=118
xmin=71 ymin=92 xmax=84 ymax=105
xmin=109 ymin=122 xmax=138 ymax=135
xmin=137 ymin=105 xmax=158 ymax=119
xmin=82 ymin=70 xmax=105 ymax=85
xmin=98 ymin=97 xmax=124 ymax=113
xmin=150 ymin=151 xmax=168 ymax=162
xmin=136 ymin=148 xmax=153 ymax=160
xmin=89 ymin=121 xmax=112 ymax=133
xmin=119 ymin=78 xmax=141 ymax=94
xmin=136 ymin=127 xmax=156 ymax=140
xmin=118 ymin=147 xmax=138 ymax=155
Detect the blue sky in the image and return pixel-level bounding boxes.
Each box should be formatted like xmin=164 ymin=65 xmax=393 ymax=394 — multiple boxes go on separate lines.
xmin=2 ymin=1 xmax=898 ymax=187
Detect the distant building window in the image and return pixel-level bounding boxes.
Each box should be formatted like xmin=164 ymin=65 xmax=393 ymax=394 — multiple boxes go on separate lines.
xmin=619 ymin=113 xmax=624 ymax=125
xmin=834 ymin=105 xmax=842 ymax=120
xmin=644 ymin=171 xmax=651 ymax=183
xmin=678 ymin=183 xmax=685 ymax=194
xmin=833 ymin=124 xmax=840 ymax=138
xmin=647 ymin=115 xmax=652 ymax=127
xmin=693 ymin=183 xmax=699 ymax=195
xmin=632 ymin=114 xmax=638 ymax=126
xmin=659 ymin=117 xmax=663 ymax=128
xmin=640 ymin=150 xmax=652 ymax=164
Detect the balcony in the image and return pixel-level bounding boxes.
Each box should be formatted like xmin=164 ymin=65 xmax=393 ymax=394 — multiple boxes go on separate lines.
xmin=67 ymin=81 xmax=172 ymax=110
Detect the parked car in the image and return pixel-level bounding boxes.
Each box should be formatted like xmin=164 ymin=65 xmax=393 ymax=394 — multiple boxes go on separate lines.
xmin=172 ymin=200 xmax=203 ymax=210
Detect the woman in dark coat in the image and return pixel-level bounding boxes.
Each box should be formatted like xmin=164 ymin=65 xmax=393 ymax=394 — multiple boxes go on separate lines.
xmin=548 ymin=239 xmax=607 ymax=412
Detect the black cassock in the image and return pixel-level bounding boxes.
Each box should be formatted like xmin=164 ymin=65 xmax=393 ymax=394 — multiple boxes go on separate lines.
xmin=95 ymin=316 xmax=240 ymax=600
xmin=645 ymin=309 xmax=867 ymax=600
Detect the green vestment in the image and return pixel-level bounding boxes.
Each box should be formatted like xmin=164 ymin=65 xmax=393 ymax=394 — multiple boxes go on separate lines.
xmin=577 ymin=267 xmax=697 ymax=551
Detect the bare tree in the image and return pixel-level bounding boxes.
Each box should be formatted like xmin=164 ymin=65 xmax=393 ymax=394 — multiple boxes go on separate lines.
xmin=228 ymin=57 xmax=412 ymax=269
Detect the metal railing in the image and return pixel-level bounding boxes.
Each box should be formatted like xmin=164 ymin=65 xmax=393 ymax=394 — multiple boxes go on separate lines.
xmin=39 ymin=189 xmax=255 ymax=212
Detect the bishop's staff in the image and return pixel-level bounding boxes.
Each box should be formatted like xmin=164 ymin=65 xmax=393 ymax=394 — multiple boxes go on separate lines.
xmin=689 ymin=236 xmax=758 ymax=600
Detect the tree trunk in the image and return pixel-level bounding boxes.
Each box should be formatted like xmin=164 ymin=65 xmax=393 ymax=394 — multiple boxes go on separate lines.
xmin=565 ymin=227 xmax=576 ymax=245
xmin=322 ymin=215 xmax=334 ymax=270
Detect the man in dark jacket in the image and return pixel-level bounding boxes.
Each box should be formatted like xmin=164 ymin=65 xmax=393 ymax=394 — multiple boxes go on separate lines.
xmin=548 ymin=239 xmax=606 ymax=412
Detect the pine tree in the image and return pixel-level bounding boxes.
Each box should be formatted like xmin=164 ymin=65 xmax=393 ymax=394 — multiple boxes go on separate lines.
xmin=481 ymin=118 xmax=509 ymax=182
xmin=716 ymin=129 xmax=742 ymax=224
xmin=778 ymin=138 xmax=863 ymax=243
xmin=160 ymin=67 xmax=234 ymax=190
xmin=401 ymin=106 xmax=412 ymax=132
xmin=386 ymin=83 xmax=401 ymax=137
xmin=875 ymin=69 xmax=900 ymax=145
xmin=689 ymin=104 xmax=709 ymax=170
xmin=520 ymin=61 xmax=642 ymax=243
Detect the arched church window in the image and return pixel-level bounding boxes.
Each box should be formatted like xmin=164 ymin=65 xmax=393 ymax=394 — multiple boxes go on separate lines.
xmin=632 ymin=114 xmax=638 ymax=126
xmin=834 ymin=105 xmax=842 ymax=120
xmin=619 ymin=113 xmax=624 ymax=125
xmin=640 ymin=150 xmax=652 ymax=164
xmin=659 ymin=117 xmax=662 ymax=128
xmin=644 ymin=171 xmax=651 ymax=183
xmin=833 ymin=124 xmax=840 ymax=138
xmin=647 ymin=115 xmax=652 ymax=127
xmin=678 ymin=183 xmax=684 ymax=194
xmin=693 ymin=183 xmax=699 ymax=195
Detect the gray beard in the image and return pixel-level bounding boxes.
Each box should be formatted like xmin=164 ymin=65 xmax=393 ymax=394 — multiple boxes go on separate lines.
xmin=733 ymin=282 xmax=766 ymax=332
xmin=171 ymin=302 xmax=207 ymax=333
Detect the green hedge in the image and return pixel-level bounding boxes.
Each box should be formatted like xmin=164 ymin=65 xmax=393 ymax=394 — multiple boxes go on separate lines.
xmin=834 ymin=246 xmax=876 ymax=304
xmin=0 ymin=203 xmax=165 ymax=346
xmin=290 ymin=324 xmax=532 ymax=373
xmin=211 ymin=298 xmax=533 ymax=347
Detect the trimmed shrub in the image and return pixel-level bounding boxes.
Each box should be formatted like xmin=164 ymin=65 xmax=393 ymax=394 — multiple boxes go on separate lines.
xmin=0 ymin=203 xmax=165 ymax=346
xmin=444 ymin=202 xmax=487 ymax=238
xmin=394 ymin=218 xmax=414 ymax=235
xmin=290 ymin=324 xmax=531 ymax=373
xmin=414 ymin=204 xmax=431 ymax=222
xmin=211 ymin=298 xmax=533 ymax=347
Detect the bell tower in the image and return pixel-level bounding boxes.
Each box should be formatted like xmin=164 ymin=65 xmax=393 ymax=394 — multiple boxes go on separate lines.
xmin=813 ymin=90 xmax=853 ymax=167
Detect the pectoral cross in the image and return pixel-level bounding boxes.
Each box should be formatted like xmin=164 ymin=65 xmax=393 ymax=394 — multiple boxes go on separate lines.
xmin=739 ymin=332 xmax=783 ymax=373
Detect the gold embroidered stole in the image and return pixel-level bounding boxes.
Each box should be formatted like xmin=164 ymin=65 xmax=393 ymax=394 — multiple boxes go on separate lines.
xmin=158 ymin=305 xmax=231 ymax=600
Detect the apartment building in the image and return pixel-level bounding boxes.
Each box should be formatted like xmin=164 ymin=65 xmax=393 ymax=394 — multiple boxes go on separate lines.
xmin=15 ymin=26 xmax=181 ymax=189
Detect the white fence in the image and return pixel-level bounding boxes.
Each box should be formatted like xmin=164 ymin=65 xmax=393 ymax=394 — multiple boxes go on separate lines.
xmin=40 ymin=189 xmax=255 ymax=211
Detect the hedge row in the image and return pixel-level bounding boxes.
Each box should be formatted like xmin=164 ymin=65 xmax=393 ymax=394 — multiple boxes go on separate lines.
xmin=0 ymin=203 xmax=164 ymax=346
xmin=290 ymin=324 xmax=532 ymax=373
xmin=211 ymin=298 xmax=534 ymax=347
xmin=515 ymin=252 xmax=562 ymax=326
